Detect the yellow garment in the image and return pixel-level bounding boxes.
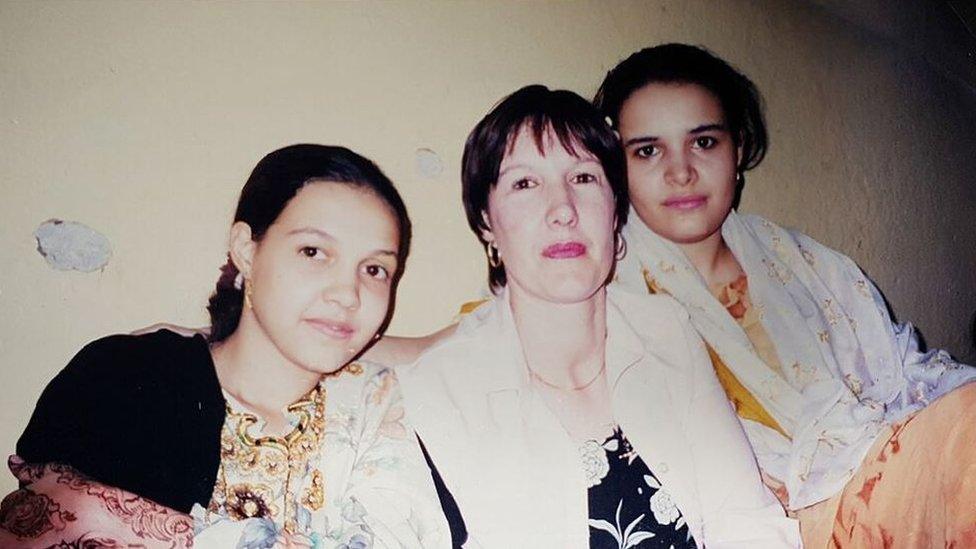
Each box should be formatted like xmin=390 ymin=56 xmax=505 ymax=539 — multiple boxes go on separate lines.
xmin=458 ymin=299 xmax=487 ymax=316
xmin=643 ymin=271 xmax=789 ymax=439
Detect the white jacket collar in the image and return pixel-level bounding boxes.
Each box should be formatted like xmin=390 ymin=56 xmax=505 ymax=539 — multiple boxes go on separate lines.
xmin=453 ymin=286 xmax=645 ymax=395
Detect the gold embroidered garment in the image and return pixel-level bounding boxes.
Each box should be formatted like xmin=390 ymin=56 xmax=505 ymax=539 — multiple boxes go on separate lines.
xmin=208 ymin=380 xmax=327 ymax=535
xmin=192 ymin=363 xmax=451 ymax=548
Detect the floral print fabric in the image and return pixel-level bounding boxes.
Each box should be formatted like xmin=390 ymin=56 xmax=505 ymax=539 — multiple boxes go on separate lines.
xmin=587 ymin=427 xmax=696 ymax=549
xmin=618 ymin=211 xmax=976 ymax=509
xmin=192 ymin=362 xmax=449 ymax=548
xmin=826 ymin=383 xmax=976 ymax=548
xmin=645 ymin=273 xmax=789 ymax=440
xmin=206 ymin=376 xmax=327 ymax=539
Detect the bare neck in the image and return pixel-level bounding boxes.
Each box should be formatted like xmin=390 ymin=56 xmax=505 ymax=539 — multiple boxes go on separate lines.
xmin=211 ymin=314 xmax=322 ymax=421
xmin=677 ymin=231 xmax=743 ymax=288
xmin=509 ymin=287 xmax=608 ymax=387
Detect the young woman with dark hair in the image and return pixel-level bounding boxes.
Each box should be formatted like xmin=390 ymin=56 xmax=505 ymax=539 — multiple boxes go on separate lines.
xmin=1 ymin=144 xmax=449 ymax=548
xmin=596 ymin=43 xmax=976 ymax=547
xmin=397 ymin=85 xmax=800 ymax=548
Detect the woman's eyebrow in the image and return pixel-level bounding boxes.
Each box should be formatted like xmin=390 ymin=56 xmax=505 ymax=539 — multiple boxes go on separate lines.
xmin=286 ymin=227 xmax=335 ymax=239
xmin=689 ymin=122 xmax=728 ymax=134
xmin=624 ymin=123 xmax=728 ymax=147
xmin=623 ymin=135 xmax=659 ymax=147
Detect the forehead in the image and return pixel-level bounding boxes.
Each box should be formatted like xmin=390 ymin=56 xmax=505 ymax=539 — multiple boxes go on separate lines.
xmin=275 ymin=181 xmax=399 ymax=238
xmin=503 ymin=123 xmax=598 ymax=164
xmin=619 ymin=83 xmax=725 ymax=133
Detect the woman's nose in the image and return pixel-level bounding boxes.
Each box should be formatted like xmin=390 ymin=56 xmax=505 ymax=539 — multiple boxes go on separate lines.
xmin=322 ymin=271 xmax=360 ymax=310
xmin=664 ymin=151 xmax=695 ymax=187
xmin=546 ymin=184 xmax=578 ymax=227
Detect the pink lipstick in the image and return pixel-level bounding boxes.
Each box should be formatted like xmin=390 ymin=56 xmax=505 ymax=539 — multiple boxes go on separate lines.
xmin=305 ymin=318 xmax=355 ymax=340
xmin=663 ymin=195 xmax=707 ymax=210
xmin=543 ymin=242 xmax=586 ymax=259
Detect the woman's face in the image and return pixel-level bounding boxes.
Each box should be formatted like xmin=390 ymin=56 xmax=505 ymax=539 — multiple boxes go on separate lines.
xmin=618 ymin=83 xmax=739 ymax=247
xmin=483 ymin=125 xmax=617 ymax=304
xmin=237 ymin=182 xmax=399 ymax=375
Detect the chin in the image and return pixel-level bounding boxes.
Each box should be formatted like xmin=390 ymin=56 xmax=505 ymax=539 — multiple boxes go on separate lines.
xmin=537 ymin=278 xmax=605 ymax=304
xmin=294 ymin=348 xmax=356 ymax=376
xmin=652 ymin=225 xmax=709 ymax=245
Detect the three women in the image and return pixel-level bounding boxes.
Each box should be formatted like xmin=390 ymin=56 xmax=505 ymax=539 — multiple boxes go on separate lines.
xmin=5 ymin=41 xmax=970 ymax=549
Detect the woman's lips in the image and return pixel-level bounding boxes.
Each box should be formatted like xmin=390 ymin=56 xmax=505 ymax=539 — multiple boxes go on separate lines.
xmin=305 ymin=318 xmax=355 ymax=340
xmin=543 ymin=242 xmax=586 ymax=259
xmin=663 ymin=195 xmax=707 ymax=210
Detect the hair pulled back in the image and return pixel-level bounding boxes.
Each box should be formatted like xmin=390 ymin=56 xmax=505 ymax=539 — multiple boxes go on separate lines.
xmin=207 ymin=144 xmax=411 ymax=342
xmin=594 ymin=43 xmax=768 ymax=174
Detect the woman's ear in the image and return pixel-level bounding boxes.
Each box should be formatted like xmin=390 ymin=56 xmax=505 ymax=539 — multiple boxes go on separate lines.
xmin=480 ymin=210 xmax=495 ymax=244
xmin=228 ymin=221 xmax=256 ymax=278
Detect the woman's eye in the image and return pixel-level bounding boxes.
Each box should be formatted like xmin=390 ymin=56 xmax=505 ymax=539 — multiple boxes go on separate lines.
xmin=572 ymin=172 xmax=598 ymax=184
xmin=634 ymin=145 xmax=659 ymax=159
xmin=694 ymin=136 xmax=718 ymax=149
xmin=512 ymin=177 xmax=537 ymax=190
xmin=300 ymin=246 xmax=325 ymax=260
xmin=363 ymin=264 xmax=390 ymax=281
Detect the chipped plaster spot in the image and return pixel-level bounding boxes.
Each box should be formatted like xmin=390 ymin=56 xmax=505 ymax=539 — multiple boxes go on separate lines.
xmin=415 ymin=148 xmax=443 ymax=179
xmin=34 ymin=219 xmax=112 ymax=272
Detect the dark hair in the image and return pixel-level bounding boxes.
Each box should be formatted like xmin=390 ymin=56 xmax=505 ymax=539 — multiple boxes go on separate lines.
xmin=594 ymin=43 xmax=768 ymax=173
xmin=461 ymin=85 xmax=628 ymax=292
xmin=207 ymin=144 xmax=412 ymax=342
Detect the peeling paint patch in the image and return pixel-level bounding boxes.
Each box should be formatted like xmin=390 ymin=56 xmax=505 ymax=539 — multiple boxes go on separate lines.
xmin=415 ymin=148 xmax=443 ymax=179
xmin=34 ymin=219 xmax=112 ymax=272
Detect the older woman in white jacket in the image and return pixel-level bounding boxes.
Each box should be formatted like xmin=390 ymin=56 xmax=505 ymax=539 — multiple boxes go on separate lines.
xmin=397 ymin=86 xmax=799 ymax=548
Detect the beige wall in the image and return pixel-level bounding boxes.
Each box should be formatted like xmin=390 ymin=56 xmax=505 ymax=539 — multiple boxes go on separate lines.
xmin=2 ymin=1 xmax=974 ymax=494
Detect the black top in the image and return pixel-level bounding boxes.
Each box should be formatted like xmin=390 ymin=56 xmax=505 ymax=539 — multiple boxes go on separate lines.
xmin=17 ymin=330 xmax=226 ymax=513
xmin=587 ymin=427 xmax=696 ymax=548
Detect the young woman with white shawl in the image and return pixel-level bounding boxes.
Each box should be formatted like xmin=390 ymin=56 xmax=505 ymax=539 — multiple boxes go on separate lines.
xmin=595 ymin=43 xmax=976 ymax=547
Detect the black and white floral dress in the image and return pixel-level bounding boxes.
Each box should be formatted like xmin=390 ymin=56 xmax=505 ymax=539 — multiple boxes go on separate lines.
xmin=584 ymin=426 xmax=697 ymax=549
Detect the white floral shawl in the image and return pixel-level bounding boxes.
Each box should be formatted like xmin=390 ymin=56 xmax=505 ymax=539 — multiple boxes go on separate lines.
xmin=617 ymin=210 xmax=976 ymax=509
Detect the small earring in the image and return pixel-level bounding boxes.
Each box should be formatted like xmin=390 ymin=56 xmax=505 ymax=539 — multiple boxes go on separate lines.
xmin=243 ymin=279 xmax=254 ymax=310
xmin=736 ymin=171 xmax=745 ymax=185
xmin=233 ymin=272 xmax=244 ymax=290
xmin=486 ymin=242 xmax=501 ymax=268
xmin=614 ymin=234 xmax=628 ymax=261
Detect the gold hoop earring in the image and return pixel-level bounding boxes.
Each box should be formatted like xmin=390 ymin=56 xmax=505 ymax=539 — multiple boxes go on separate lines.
xmin=243 ymin=278 xmax=254 ymax=310
xmin=487 ymin=242 xmax=501 ymax=268
xmin=614 ymin=234 xmax=627 ymax=261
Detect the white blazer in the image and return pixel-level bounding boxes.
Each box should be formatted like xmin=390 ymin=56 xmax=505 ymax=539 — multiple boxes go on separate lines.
xmin=398 ymin=287 xmax=799 ymax=548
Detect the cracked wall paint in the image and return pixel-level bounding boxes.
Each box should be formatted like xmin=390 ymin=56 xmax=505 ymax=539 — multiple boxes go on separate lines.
xmin=34 ymin=219 xmax=112 ymax=272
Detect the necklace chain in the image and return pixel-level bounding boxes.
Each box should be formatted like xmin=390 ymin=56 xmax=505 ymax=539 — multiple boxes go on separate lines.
xmin=527 ymin=360 xmax=607 ymax=391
